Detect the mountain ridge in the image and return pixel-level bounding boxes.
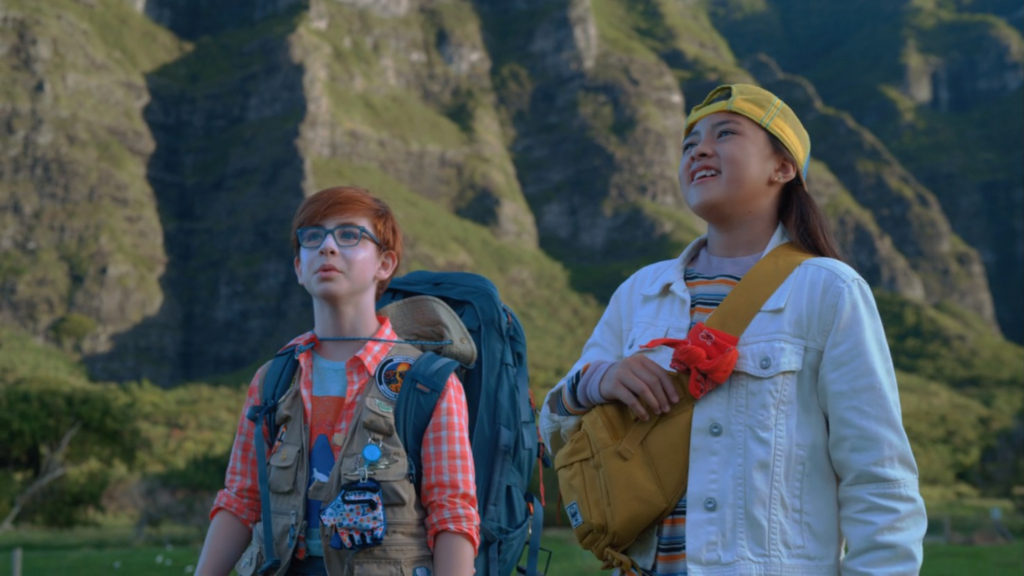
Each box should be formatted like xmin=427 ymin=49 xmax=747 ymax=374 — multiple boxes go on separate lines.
xmin=0 ymin=0 xmax=1019 ymax=384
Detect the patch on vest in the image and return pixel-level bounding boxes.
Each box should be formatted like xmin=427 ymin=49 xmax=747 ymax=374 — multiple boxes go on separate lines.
xmin=375 ymin=355 xmax=415 ymax=401
xmin=566 ymin=501 xmax=583 ymax=528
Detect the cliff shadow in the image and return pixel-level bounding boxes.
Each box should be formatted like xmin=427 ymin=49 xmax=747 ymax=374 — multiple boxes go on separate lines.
xmin=86 ymin=7 xmax=311 ymax=386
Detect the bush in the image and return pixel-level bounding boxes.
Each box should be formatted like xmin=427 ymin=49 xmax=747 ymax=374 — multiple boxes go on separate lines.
xmin=48 ymin=313 xmax=97 ymax=352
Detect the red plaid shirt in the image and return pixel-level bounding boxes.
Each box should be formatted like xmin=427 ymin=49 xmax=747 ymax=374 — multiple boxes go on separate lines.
xmin=211 ymin=318 xmax=480 ymax=552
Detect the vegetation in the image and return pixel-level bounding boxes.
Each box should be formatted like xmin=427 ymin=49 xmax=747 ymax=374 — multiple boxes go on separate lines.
xmin=0 ymin=326 xmax=243 ymax=530
xmin=878 ymin=294 xmax=1024 ymax=393
xmin=0 ymin=331 xmax=134 ymax=528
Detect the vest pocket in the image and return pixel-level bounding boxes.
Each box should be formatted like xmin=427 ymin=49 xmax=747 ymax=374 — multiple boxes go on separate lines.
xmin=345 ymin=554 xmax=433 ymax=575
xmin=380 ymin=479 xmax=414 ymax=507
xmin=235 ymin=521 xmax=264 ymax=576
xmin=269 ymin=442 xmax=302 ymax=493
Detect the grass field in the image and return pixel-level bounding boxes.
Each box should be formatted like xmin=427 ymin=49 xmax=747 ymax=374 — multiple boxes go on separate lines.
xmin=0 ymin=544 xmax=198 ymax=574
xmin=1 ymin=527 xmax=1022 ymax=575
xmin=921 ymin=541 xmax=1024 ymax=575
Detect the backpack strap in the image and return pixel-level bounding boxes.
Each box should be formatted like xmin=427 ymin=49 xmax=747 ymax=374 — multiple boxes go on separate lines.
xmin=522 ymin=492 xmax=545 ymax=576
xmin=395 ymin=351 xmax=461 ymax=493
xmin=245 ymin=344 xmax=301 ymax=576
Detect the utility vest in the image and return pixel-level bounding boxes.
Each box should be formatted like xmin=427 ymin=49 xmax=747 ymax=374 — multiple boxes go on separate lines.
xmin=236 ymin=343 xmax=433 ymax=576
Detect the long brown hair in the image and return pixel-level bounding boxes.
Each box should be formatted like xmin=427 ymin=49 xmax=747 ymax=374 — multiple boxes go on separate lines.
xmin=770 ymin=137 xmax=842 ymax=260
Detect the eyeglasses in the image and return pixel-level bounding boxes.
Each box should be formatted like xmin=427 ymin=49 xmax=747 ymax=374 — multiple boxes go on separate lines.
xmin=296 ymin=225 xmax=381 ymax=249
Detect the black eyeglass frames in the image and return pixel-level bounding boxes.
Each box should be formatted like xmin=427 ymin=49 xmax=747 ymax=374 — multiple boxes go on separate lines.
xmin=296 ymin=224 xmax=381 ymax=249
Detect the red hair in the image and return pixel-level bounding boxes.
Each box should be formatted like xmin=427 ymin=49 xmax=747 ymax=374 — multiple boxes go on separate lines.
xmin=291 ymin=186 xmax=403 ymax=297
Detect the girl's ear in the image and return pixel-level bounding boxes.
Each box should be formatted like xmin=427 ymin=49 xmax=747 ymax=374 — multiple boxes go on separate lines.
xmin=773 ymin=156 xmax=798 ymax=185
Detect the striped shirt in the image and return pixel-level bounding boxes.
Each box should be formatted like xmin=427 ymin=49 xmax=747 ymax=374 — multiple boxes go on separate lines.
xmin=210 ymin=318 xmax=480 ymax=553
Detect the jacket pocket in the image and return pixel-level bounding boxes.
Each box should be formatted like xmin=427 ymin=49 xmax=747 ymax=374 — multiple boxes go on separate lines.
xmin=268 ymin=442 xmax=302 ymax=493
xmin=732 ymin=340 xmax=804 ymax=377
xmin=341 ymin=406 xmax=411 ymax=507
xmin=730 ymin=339 xmax=804 ymax=428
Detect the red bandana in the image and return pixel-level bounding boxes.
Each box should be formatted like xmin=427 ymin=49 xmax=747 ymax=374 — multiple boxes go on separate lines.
xmin=643 ymin=323 xmax=739 ymax=399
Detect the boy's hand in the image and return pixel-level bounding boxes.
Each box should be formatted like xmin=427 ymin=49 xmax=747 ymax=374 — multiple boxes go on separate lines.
xmin=598 ymin=354 xmax=678 ymax=420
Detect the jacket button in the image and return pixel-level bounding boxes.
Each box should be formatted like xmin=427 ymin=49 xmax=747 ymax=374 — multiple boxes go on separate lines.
xmin=759 ymin=357 xmax=772 ymax=370
xmin=703 ymin=497 xmax=717 ymax=512
xmin=709 ymin=422 xmax=723 ymax=436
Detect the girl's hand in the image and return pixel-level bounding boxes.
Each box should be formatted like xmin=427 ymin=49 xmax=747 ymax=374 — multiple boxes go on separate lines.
xmin=598 ymin=354 xmax=678 ymax=420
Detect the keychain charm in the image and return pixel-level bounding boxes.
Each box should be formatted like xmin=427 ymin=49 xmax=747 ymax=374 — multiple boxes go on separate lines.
xmin=321 ymin=442 xmax=388 ymax=550
xmin=362 ymin=443 xmax=382 ymax=467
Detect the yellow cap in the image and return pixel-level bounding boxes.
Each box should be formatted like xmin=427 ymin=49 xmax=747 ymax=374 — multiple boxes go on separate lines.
xmin=683 ymin=84 xmax=811 ymax=181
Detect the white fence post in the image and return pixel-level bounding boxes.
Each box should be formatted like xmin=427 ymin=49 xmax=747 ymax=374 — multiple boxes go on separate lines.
xmin=12 ymin=546 xmax=22 ymax=576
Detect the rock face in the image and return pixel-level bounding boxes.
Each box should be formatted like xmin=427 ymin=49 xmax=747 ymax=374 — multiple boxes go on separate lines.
xmin=1 ymin=0 xmax=1020 ymax=385
xmin=708 ymin=0 xmax=1023 ymax=340
xmin=0 ymin=1 xmax=173 ymax=360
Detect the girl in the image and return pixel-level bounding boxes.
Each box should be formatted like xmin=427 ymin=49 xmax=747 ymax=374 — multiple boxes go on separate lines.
xmin=541 ymin=84 xmax=927 ymax=575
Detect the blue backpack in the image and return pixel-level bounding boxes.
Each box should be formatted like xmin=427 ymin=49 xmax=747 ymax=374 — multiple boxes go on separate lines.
xmin=248 ymin=271 xmax=547 ymax=576
xmin=378 ymin=271 xmax=547 ymax=576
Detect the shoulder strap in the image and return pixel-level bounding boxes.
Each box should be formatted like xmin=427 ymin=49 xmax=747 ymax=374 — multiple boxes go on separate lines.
xmin=395 ymin=351 xmax=460 ymax=493
xmin=705 ymin=242 xmax=812 ymax=337
xmin=256 ymin=346 xmax=302 ymax=437
xmin=244 ymin=345 xmax=299 ymax=576
xmin=523 ymin=491 xmax=545 ymax=576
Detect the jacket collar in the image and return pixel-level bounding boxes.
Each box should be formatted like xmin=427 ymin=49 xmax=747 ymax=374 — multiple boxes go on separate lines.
xmin=640 ymin=223 xmax=791 ymax=298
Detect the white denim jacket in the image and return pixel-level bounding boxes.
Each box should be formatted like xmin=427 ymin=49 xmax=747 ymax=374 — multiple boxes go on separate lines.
xmin=541 ymin=227 xmax=927 ymax=575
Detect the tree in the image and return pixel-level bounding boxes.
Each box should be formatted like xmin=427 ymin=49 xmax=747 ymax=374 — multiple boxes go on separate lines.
xmin=0 ymin=376 xmax=140 ymax=529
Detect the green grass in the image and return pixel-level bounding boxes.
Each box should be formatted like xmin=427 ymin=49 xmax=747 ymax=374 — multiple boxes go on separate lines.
xmin=0 ymin=545 xmax=200 ymax=575
xmin=534 ymin=529 xmax=1024 ymax=575
xmin=922 ymin=542 xmax=1024 ymax=575
xmin=1 ymin=528 xmax=1021 ymax=575
xmin=0 ymin=325 xmax=88 ymax=384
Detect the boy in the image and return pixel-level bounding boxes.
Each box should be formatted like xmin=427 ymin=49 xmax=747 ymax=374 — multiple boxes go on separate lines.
xmin=196 ymin=186 xmax=478 ymax=576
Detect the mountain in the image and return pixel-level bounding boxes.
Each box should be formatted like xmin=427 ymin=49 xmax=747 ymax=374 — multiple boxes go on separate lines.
xmin=1 ymin=0 xmax=1021 ymax=499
